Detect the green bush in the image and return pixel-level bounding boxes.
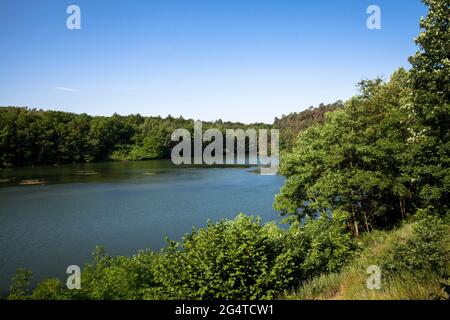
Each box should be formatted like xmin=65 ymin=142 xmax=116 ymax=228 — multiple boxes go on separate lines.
xmin=152 ymin=214 xmax=290 ymax=299
xmin=382 ymin=215 xmax=449 ymax=280
xmin=31 ymin=279 xmax=65 ymax=300
xmin=68 ymin=247 xmax=159 ymax=300
xmin=152 ymin=213 xmax=354 ymax=299
xmin=301 ymin=212 xmax=356 ymax=277
xmin=7 ymin=269 xmax=33 ymax=300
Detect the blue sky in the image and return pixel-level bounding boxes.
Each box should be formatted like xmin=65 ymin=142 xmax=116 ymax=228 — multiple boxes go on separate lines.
xmin=0 ymin=0 xmax=427 ymax=123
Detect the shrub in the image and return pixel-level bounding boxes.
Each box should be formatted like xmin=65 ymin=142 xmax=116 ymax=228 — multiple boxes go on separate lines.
xmin=7 ymin=268 xmax=33 ymax=300
xmin=301 ymin=212 xmax=356 ymax=277
xmin=152 ymin=213 xmax=354 ymax=299
xmin=31 ymin=279 xmax=65 ymax=300
xmin=153 ymin=214 xmax=288 ymax=299
xmin=382 ymin=215 xmax=449 ymax=280
xmin=67 ymin=247 xmax=159 ymax=300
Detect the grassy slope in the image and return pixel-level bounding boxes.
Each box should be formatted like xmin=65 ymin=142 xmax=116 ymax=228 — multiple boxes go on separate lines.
xmin=285 ymin=222 xmax=449 ymax=300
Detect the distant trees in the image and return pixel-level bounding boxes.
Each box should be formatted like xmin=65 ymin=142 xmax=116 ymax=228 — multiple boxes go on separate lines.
xmin=0 ymin=108 xmax=269 ymax=168
xmin=0 ymin=108 xmax=99 ymax=166
xmin=273 ymin=101 xmax=343 ymax=151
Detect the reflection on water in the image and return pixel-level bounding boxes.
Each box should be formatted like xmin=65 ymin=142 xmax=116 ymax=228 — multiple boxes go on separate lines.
xmin=0 ymin=160 xmax=284 ymax=294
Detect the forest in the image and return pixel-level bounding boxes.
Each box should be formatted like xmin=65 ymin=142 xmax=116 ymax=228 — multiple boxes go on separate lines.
xmin=0 ymin=100 xmax=340 ymax=168
xmin=2 ymin=0 xmax=449 ymax=300
xmin=0 ymin=101 xmax=343 ymax=168
xmin=0 ymin=107 xmax=272 ymax=168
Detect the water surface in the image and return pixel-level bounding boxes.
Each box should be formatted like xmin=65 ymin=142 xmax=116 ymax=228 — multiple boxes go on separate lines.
xmin=0 ymin=160 xmax=284 ymax=294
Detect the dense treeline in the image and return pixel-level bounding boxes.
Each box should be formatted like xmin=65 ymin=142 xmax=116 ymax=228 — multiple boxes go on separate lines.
xmin=0 ymin=108 xmax=269 ymax=168
xmin=273 ymin=100 xmax=344 ymax=150
xmin=0 ymin=101 xmax=350 ymax=168
xmin=4 ymin=0 xmax=449 ymax=300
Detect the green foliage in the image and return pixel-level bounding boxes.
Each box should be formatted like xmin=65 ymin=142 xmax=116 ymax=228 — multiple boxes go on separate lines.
xmin=273 ymin=101 xmax=343 ymax=150
xmin=274 ymin=69 xmax=415 ymax=233
xmin=8 ymin=268 xmax=32 ymax=300
xmin=382 ymin=215 xmax=450 ymax=280
xmin=409 ymin=0 xmax=449 ymax=110
xmin=301 ymin=212 xmax=355 ymax=277
xmin=407 ymin=0 xmax=450 ymax=215
xmin=67 ymin=246 xmax=159 ymax=300
xmin=0 ymin=108 xmax=269 ymax=168
xmin=151 ymin=214 xmax=353 ymax=299
xmin=153 ymin=214 xmax=297 ymax=299
xmin=288 ymin=218 xmax=449 ymax=300
xmin=31 ymin=279 xmax=65 ymax=300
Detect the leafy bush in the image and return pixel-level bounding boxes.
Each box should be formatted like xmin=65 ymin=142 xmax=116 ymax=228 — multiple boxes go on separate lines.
xmin=301 ymin=212 xmax=356 ymax=277
xmin=68 ymin=247 xmax=159 ymax=300
xmin=31 ymin=279 xmax=65 ymax=300
xmin=152 ymin=213 xmax=354 ymax=299
xmin=152 ymin=214 xmax=294 ymax=299
xmin=7 ymin=269 xmax=32 ymax=300
xmin=382 ymin=215 xmax=449 ymax=280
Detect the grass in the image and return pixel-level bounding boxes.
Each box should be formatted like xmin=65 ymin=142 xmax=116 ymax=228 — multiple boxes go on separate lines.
xmin=284 ymin=221 xmax=449 ymax=300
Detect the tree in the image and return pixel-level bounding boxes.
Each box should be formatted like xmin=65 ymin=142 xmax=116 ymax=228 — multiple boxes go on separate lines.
xmin=8 ymin=269 xmax=32 ymax=300
xmin=152 ymin=214 xmax=353 ymax=299
xmin=31 ymin=279 xmax=65 ymax=300
xmin=273 ymin=101 xmax=343 ymax=151
xmin=274 ymin=70 xmax=415 ymax=234
xmin=408 ymin=0 xmax=450 ymax=214
xmin=0 ymin=106 xmax=268 ymax=167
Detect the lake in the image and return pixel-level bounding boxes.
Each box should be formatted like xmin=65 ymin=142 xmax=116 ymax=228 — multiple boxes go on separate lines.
xmin=0 ymin=160 xmax=285 ymax=295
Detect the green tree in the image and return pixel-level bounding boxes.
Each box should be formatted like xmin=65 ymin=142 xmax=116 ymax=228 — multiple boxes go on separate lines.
xmin=408 ymin=0 xmax=450 ymax=215
xmin=274 ymin=70 xmax=414 ymax=234
xmin=273 ymin=101 xmax=343 ymax=151
xmin=8 ymin=268 xmax=32 ymax=300
xmin=152 ymin=214 xmax=353 ymax=299
xmin=31 ymin=278 xmax=65 ymax=300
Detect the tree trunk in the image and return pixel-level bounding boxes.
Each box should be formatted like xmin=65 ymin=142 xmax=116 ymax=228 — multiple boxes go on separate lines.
xmin=363 ymin=211 xmax=370 ymax=233
xmin=352 ymin=210 xmax=359 ymax=236
xmin=400 ymin=198 xmax=406 ymax=220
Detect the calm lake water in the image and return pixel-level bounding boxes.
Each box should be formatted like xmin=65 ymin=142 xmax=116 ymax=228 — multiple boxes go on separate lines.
xmin=0 ymin=160 xmax=284 ymax=295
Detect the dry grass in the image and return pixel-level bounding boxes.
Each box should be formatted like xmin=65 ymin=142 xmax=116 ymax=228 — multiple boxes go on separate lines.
xmin=284 ymin=222 xmax=449 ymax=300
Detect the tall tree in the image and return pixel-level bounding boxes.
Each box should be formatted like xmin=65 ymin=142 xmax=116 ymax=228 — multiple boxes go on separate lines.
xmin=408 ymin=0 xmax=450 ymax=214
xmin=274 ymin=70 xmax=414 ymax=234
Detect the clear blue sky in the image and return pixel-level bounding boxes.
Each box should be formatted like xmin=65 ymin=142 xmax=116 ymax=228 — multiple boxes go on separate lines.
xmin=0 ymin=0 xmax=427 ymax=123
